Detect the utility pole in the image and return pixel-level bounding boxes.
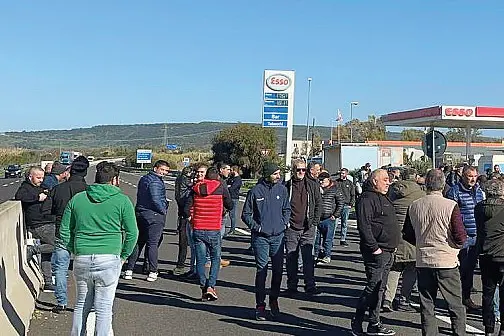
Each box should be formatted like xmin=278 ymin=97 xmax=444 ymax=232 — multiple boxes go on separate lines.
xmin=310 ymin=118 xmax=315 ymax=158
xmin=163 ymin=124 xmax=168 ymax=148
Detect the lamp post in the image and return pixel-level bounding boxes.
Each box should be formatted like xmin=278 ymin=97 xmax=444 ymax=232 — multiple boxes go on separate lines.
xmin=305 ymin=77 xmax=312 ymax=156
xmin=350 ymin=101 xmax=359 ymax=143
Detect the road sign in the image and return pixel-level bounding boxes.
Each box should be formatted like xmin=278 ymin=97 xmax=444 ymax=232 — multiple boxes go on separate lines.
xmin=422 ymin=131 xmax=447 ymax=159
xmin=183 ymin=157 xmax=190 ymax=163
xmin=136 ymin=149 xmax=152 ymax=164
xmin=262 ymin=70 xmax=295 ymax=129
xmin=166 ymin=144 xmax=178 ymax=150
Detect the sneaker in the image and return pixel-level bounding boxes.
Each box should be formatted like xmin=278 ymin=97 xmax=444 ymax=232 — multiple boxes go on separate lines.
xmin=146 ymin=272 xmax=158 ymax=282
xmin=52 ymin=304 xmax=67 ymax=314
xmin=382 ymin=300 xmax=393 ymax=313
xmin=269 ymin=300 xmax=280 ymax=319
xmin=393 ymin=299 xmax=417 ymax=313
xmin=317 ymin=256 xmax=331 ymax=265
xmin=123 ymin=270 xmax=133 ymax=280
xmin=463 ymin=298 xmax=481 ymax=310
xmin=205 ymin=287 xmax=218 ymax=301
xmin=205 ymin=262 xmax=211 ymax=268
xmin=172 ymin=266 xmax=186 ymax=276
xmin=220 ymin=259 xmax=230 ymax=267
xmin=306 ymin=287 xmax=322 ymax=295
xmin=367 ymin=322 xmax=396 ymax=336
xmin=340 ymin=241 xmax=349 ymax=247
xmin=351 ymin=318 xmax=364 ymax=336
xmin=43 ymin=283 xmax=55 ymax=293
xmin=255 ymin=305 xmax=267 ymax=321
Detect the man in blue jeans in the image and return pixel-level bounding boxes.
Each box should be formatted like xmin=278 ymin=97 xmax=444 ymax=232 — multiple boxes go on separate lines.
xmin=125 ymin=160 xmax=170 ymax=282
xmin=185 ymin=167 xmax=233 ymax=301
xmin=336 ymin=168 xmax=355 ymax=247
xmin=47 ymin=156 xmax=89 ymax=313
xmin=242 ymin=162 xmax=291 ymax=321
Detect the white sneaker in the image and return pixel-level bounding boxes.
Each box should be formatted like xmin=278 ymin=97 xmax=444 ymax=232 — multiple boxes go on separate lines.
xmin=123 ymin=270 xmax=133 ymax=280
xmin=146 ymin=272 xmax=158 ymax=282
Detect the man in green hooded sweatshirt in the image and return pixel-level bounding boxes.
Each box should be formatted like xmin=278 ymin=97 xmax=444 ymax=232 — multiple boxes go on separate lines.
xmin=60 ymin=162 xmax=138 ymax=336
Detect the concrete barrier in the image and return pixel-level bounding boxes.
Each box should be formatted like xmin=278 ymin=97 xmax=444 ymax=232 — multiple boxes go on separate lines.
xmin=0 ymin=201 xmax=42 ymax=336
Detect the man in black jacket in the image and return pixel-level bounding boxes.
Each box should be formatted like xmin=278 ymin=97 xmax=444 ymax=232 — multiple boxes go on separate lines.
xmin=15 ymin=166 xmax=55 ymax=292
xmin=336 ymin=168 xmax=356 ymax=247
xmin=48 ymin=156 xmax=89 ymax=313
xmin=284 ymin=159 xmax=322 ymax=295
xmin=173 ymin=166 xmax=194 ymax=276
xmin=314 ymin=172 xmax=344 ymax=264
xmin=227 ymin=166 xmax=243 ymax=235
xmin=352 ymin=169 xmax=400 ymax=336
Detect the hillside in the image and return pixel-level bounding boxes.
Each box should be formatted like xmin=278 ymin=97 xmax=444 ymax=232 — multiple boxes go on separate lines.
xmin=1 ymin=122 xmax=400 ymax=151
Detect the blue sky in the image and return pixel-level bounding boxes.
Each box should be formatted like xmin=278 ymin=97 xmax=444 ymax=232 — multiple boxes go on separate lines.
xmin=1 ymin=1 xmax=503 ymax=133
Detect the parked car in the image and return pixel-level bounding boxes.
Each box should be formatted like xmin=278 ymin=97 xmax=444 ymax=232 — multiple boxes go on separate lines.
xmin=5 ymin=164 xmax=22 ymax=178
xmin=87 ymin=156 xmax=95 ymax=162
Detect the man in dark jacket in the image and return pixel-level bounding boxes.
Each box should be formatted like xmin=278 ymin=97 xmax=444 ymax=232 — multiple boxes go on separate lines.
xmin=284 ymin=159 xmax=322 ymax=295
xmin=242 ymin=162 xmax=291 ymax=321
xmin=314 ymin=172 xmax=344 ymax=264
xmin=48 ymin=156 xmax=89 ymax=313
xmin=15 ymin=166 xmax=55 ymax=292
xmin=41 ymin=162 xmax=70 ymax=190
xmin=173 ymin=166 xmax=194 ymax=276
xmin=475 ymin=179 xmax=504 ymax=335
xmin=227 ymin=165 xmax=243 ymax=235
xmin=382 ymin=168 xmax=425 ymax=313
xmin=125 ymin=160 xmax=169 ymax=282
xmin=352 ymin=169 xmax=400 ymax=336
xmin=336 ymin=168 xmax=356 ymax=246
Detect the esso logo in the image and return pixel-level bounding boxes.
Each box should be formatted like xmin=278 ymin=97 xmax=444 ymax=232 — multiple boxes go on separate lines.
xmin=266 ymin=74 xmax=291 ymax=91
xmin=445 ymin=107 xmax=474 ymax=117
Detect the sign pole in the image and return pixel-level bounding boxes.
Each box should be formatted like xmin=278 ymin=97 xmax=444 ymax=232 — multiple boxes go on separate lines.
xmin=465 ymin=125 xmax=471 ymax=163
xmin=431 ymin=126 xmax=436 ymax=169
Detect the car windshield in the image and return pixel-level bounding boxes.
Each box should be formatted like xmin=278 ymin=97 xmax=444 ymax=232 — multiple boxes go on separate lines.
xmin=7 ymin=165 xmax=20 ymax=170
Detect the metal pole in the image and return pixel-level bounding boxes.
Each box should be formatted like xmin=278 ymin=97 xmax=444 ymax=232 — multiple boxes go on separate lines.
xmin=330 ymin=121 xmax=333 ymax=144
xmin=350 ymin=103 xmax=353 ymax=143
xmin=431 ymin=127 xmax=436 ymax=169
xmin=285 ymin=72 xmax=296 ymax=181
xmin=310 ymin=117 xmax=315 ymax=158
xmin=337 ymin=122 xmax=340 ymax=143
xmin=305 ymin=78 xmax=312 ymax=148
xmin=466 ymin=125 xmax=472 ymax=163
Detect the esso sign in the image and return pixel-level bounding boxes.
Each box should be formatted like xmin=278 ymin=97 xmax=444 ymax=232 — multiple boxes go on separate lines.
xmin=266 ymin=74 xmax=291 ymax=91
xmin=444 ymin=107 xmax=474 ymax=117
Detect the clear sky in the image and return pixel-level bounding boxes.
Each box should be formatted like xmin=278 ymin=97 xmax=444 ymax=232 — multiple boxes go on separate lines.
xmin=1 ymin=1 xmax=503 ymax=133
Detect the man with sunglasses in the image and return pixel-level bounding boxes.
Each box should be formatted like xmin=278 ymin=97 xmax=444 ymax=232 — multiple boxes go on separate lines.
xmin=284 ymin=159 xmax=322 ymax=295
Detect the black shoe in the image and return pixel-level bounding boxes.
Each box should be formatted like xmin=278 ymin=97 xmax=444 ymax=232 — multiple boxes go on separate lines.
xmin=367 ymin=322 xmax=396 ymax=336
xmin=255 ymin=305 xmax=267 ymax=321
xmin=394 ymin=299 xmax=417 ymax=313
xmin=351 ymin=318 xmax=364 ymax=336
xmin=269 ymin=299 xmax=280 ymax=319
xmin=306 ymin=287 xmax=322 ymax=295
xmin=382 ymin=300 xmax=393 ymax=313
xmin=52 ymin=305 xmax=67 ymax=314
xmin=340 ymin=241 xmax=349 ymax=247
xmin=43 ymin=283 xmax=55 ymax=293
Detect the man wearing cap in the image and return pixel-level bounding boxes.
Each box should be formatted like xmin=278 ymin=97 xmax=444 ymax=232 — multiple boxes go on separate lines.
xmin=242 ymin=162 xmax=291 ymax=320
xmin=41 ymin=162 xmax=70 ymax=190
xmin=46 ymin=156 xmax=90 ymax=313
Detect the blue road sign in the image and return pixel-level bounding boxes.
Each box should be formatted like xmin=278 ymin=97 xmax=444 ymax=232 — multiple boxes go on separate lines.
xmin=263 ymin=113 xmax=288 ymax=121
xmin=166 ymin=144 xmax=178 ymax=150
xmin=263 ymin=106 xmax=288 ymax=113
xmin=136 ymin=149 xmax=152 ymax=163
xmin=263 ymin=120 xmax=288 ymax=127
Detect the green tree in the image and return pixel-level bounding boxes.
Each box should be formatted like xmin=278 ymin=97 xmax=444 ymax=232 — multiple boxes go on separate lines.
xmin=350 ymin=115 xmax=386 ymax=142
xmin=445 ymin=128 xmax=482 ymax=142
xmin=211 ymin=124 xmax=278 ymax=176
xmin=401 ymin=129 xmax=424 ymax=141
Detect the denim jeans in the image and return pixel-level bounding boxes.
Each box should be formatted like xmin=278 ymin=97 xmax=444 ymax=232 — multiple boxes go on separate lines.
xmin=186 ymin=223 xmax=196 ymax=273
xmin=176 ymin=217 xmax=189 ymax=268
xmin=252 ymin=232 xmax=284 ymax=306
xmin=72 ymin=254 xmax=122 ymax=336
xmin=193 ymin=230 xmax=221 ymax=288
xmin=336 ymin=205 xmax=351 ymax=242
xmin=314 ymin=218 xmax=336 ymax=259
xmin=229 ymin=199 xmax=239 ymax=231
xmin=52 ymin=246 xmax=71 ymax=306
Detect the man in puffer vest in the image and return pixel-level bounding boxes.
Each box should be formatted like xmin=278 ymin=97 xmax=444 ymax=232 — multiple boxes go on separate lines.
xmin=185 ymin=167 xmax=233 ymax=301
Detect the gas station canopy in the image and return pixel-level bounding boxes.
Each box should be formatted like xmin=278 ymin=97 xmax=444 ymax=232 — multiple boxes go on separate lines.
xmin=382 ymin=105 xmax=504 ymax=129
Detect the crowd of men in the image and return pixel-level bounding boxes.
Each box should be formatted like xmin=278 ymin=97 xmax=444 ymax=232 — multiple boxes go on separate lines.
xmin=12 ymin=156 xmax=504 ymax=336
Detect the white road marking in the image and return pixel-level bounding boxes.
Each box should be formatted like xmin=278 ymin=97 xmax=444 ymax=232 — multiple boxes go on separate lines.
xmin=435 ymin=314 xmax=484 ymax=334
xmin=15 ymin=180 xmax=19 ymax=183
xmin=9 ymin=182 xmax=14 ymax=185
xmin=2 ymin=184 xmax=7 ymax=187
xmin=235 ymin=228 xmax=251 ymax=236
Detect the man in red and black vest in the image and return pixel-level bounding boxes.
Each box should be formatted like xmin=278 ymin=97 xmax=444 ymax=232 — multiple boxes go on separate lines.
xmin=185 ymin=167 xmax=233 ymax=301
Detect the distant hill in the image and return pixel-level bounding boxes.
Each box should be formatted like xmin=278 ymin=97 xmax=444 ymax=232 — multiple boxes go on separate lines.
xmin=0 ymin=122 xmax=427 ymax=151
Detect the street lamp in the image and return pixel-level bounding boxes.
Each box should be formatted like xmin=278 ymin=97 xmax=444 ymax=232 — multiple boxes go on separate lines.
xmin=350 ymin=101 xmax=359 ymax=143
xmin=305 ymin=78 xmax=312 ymax=154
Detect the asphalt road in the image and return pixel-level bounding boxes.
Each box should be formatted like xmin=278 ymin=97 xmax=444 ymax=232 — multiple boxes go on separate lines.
xmin=0 ymin=169 xmax=486 ymax=335
xmin=0 ymin=176 xmax=23 ymax=203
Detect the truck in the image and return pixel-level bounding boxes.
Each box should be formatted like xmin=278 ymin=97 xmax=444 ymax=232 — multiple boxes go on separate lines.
xmin=60 ymin=151 xmax=82 ymax=165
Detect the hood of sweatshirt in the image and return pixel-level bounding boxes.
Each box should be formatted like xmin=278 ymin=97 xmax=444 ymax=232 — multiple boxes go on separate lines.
xmin=86 ymin=184 xmax=122 ymax=203
xmin=193 ymin=179 xmax=221 ymax=196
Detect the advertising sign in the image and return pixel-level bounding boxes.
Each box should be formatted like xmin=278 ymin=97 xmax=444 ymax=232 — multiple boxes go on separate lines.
xmin=262 ymin=70 xmax=295 ymax=128
xmin=136 ymin=149 xmax=152 ymax=164
xmin=442 ymin=106 xmax=477 ymax=120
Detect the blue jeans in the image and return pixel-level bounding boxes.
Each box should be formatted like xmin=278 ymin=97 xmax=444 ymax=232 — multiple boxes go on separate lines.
xmin=337 ymin=205 xmax=351 ymax=242
xmin=229 ymin=199 xmax=239 ymax=231
xmin=72 ymin=254 xmax=122 ymax=336
xmin=315 ymin=218 xmax=336 ymax=259
xmin=186 ymin=223 xmax=196 ymax=273
xmin=193 ymin=230 xmax=221 ymax=288
xmin=252 ymin=232 xmax=284 ymax=306
xmin=52 ymin=246 xmax=71 ymax=306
